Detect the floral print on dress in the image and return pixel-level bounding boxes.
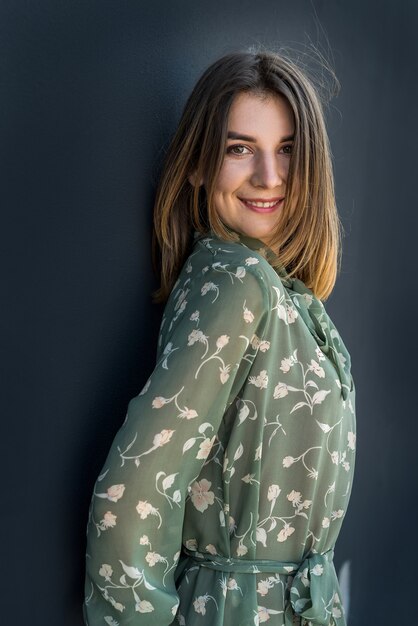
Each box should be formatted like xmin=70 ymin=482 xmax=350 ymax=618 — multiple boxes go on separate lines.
xmin=83 ymin=230 xmax=356 ymax=626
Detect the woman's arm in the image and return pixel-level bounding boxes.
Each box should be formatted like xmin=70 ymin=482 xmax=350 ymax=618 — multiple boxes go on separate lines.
xmin=83 ymin=261 xmax=269 ymax=625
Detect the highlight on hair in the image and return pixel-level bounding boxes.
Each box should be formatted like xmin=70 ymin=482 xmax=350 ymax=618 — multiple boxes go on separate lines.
xmin=151 ymin=45 xmax=343 ymax=303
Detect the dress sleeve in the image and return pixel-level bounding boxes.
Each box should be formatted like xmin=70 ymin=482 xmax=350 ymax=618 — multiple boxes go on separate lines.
xmin=83 ymin=261 xmax=269 ymax=625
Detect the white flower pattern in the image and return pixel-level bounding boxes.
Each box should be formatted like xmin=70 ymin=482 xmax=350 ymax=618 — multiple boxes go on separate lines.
xmin=84 ymin=232 xmax=356 ymax=626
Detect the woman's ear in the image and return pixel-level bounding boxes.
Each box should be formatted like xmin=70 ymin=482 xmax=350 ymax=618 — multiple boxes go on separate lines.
xmin=188 ymin=171 xmax=204 ymax=187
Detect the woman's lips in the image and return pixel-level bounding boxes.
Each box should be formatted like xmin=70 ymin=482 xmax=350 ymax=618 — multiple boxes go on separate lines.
xmin=239 ymin=198 xmax=284 ymax=213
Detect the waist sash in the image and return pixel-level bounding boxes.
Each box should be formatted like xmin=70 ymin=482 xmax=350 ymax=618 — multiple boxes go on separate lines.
xmin=180 ymin=546 xmax=345 ymax=626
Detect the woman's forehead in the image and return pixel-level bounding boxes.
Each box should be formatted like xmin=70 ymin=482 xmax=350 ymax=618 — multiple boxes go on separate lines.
xmin=226 ymin=91 xmax=295 ymax=135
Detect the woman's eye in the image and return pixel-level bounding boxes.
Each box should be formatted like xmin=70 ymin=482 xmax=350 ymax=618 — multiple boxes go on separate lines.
xmin=281 ymin=144 xmax=293 ymax=155
xmin=226 ymin=144 xmax=250 ymax=156
xmin=226 ymin=144 xmax=293 ymax=156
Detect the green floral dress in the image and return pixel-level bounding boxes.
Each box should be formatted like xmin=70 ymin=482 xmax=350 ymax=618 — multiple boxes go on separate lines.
xmin=83 ymin=229 xmax=356 ymax=626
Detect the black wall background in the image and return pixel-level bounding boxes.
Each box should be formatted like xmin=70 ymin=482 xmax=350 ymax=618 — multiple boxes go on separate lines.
xmin=2 ymin=1 xmax=417 ymax=624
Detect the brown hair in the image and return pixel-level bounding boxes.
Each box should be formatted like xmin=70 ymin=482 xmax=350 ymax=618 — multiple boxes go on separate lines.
xmin=152 ymin=46 xmax=343 ymax=303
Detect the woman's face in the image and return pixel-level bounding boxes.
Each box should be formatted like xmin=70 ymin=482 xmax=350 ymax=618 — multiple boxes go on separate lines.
xmin=211 ymin=91 xmax=295 ymax=245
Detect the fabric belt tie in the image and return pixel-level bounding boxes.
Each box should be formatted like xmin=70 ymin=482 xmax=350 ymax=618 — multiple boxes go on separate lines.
xmin=181 ymin=546 xmax=344 ymax=626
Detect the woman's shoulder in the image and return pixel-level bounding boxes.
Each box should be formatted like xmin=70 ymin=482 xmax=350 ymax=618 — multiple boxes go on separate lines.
xmin=188 ymin=232 xmax=286 ymax=295
xmin=170 ymin=234 xmax=269 ymax=305
xmin=162 ymin=234 xmax=275 ymax=323
xmin=157 ymin=233 xmax=275 ymax=352
xmin=161 ymin=232 xmax=291 ymax=338
xmin=192 ymin=232 xmax=269 ymax=272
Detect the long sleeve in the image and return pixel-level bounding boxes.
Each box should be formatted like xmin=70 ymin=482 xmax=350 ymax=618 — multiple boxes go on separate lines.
xmin=83 ymin=256 xmax=270 ymax=625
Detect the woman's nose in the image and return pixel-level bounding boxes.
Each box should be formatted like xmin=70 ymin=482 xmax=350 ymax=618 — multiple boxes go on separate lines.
xmin=250 ymin=153 xmax=286 ymax=189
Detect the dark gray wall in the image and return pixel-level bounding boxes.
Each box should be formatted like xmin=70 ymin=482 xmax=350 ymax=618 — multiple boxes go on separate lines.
xmin=2 ymin=1 xmax=417 ymax=624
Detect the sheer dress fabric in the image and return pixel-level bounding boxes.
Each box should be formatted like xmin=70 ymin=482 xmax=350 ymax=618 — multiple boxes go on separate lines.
xmin=83 ymin=230 xmax=356 ymax=626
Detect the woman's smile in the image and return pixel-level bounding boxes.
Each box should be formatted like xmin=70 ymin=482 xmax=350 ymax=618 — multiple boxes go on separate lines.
xmin=238 ymin=197 xmax=285 ymax=213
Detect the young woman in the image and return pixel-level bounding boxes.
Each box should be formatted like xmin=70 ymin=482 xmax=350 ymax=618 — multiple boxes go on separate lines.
xmin=83 ymin=49 xmax=356 ymax=626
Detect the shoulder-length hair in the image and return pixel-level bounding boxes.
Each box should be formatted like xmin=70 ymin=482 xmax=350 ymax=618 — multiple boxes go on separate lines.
xmin=152 ymin=47 xmax=343 ymax=303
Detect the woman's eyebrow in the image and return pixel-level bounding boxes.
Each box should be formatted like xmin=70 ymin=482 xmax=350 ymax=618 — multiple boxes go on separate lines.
xmin=227 ymin=131 xmax=294 ymax=142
